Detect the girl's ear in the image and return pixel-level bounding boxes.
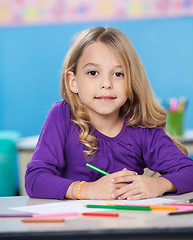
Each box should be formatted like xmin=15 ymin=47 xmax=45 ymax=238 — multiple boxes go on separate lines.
xmin=67 ymin=71 xmax=78 ymax=93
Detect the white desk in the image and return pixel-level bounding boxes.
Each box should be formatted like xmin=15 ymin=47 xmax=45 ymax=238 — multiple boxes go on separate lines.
xmin=1 ymin=193 xmax=193 ymax=240
xmin=181 ymin=129 xmax=193 ymax=155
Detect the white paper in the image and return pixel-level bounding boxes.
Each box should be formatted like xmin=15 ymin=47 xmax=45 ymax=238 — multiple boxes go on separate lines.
xmin=10 ymin=198 xmax=177 ymax=214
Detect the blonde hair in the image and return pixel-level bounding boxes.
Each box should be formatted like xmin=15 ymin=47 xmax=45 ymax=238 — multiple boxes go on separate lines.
xmin=60 ymin=26 xmax=187 ymax=157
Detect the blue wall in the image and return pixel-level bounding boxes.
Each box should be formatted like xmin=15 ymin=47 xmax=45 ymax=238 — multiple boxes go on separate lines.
xmin=0 ymin=17 xmax=193 ymax=137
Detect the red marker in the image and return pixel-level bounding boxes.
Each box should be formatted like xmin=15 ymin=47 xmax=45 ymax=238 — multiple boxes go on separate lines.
xmin=82 ymin=212 xmax=119 ymax=217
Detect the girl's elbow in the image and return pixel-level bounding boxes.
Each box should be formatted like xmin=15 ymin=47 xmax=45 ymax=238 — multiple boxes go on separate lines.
xmin=25 ymin=173 xmax=35 ymax=198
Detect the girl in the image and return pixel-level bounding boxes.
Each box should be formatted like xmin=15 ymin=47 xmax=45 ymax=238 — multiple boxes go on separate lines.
xmin=25 ymin=26 xmax=193 ymax=200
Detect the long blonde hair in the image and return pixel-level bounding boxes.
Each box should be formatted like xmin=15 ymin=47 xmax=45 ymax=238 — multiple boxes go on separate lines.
xmin=60 ymin=26 xmax=187 ymax=157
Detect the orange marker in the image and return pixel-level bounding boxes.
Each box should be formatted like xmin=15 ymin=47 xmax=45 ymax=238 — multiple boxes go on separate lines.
xmin=170 ymin=203 xmax=193 ymax=206
xmin=22 ymin=218 xmax=65 ymax=223
xmin=150 ymin=206 xmax=176 ymax=210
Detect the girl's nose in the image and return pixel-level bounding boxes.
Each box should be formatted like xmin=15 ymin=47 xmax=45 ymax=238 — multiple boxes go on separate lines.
xmin=100 ymin=76 xmax=113 ymax=89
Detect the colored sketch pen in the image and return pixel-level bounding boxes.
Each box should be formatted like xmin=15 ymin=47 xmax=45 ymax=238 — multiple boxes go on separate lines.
xmin=86 ymin=163 xmax=110 ymax=175
xmin=0 ymin=214 xmax=32 ymax=218
xmin=22 ymin=218 xmax=65 ymax=223
xmin=169 ymin=210 xmax=193 ymax=216
xmin=86 ymin=204 xmax=151 ymax=211
xmin=82 ymin=212 xmax=119 ymax=217
xmin=188 ymin=198 xmax=193 ymax=203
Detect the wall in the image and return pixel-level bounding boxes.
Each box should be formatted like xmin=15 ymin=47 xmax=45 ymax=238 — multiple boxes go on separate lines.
xmin=0 ymin=17 xmax=193 ymax=137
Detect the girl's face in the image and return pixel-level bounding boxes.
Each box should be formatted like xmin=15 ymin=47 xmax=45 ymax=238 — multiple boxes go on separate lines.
xmin=68 ymin=41 xmax=128 ymax=121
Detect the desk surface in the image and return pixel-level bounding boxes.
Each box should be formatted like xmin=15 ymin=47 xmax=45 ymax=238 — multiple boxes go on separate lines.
xmin=1 ymin=193 xmax=193 ymax=240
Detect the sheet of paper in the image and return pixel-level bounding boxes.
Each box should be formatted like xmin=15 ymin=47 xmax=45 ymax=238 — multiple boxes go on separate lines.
xmin=10 ymin=198 xmax=178 ymax=214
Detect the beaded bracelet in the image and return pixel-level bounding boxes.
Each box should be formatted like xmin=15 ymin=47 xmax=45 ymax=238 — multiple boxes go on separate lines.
xmin=71 ymin=182 xmax=77 ymax=200
xmin=77 ymin=181 xmax=85 ymax=200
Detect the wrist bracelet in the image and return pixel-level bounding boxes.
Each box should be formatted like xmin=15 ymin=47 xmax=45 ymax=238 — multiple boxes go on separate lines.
xmin=71 ymin=181 xmax=77 ymax=200
xmin=77 ymin=181 xmax=85 ymax=200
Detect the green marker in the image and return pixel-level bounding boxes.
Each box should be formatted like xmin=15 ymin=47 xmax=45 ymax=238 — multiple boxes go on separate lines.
xmin=86 ymin=205 xmax=151 ymax=211
xmin=86 ymin=163 xmax=110 ymax=175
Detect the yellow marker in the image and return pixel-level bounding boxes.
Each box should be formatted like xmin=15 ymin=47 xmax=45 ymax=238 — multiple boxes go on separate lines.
xmin=107 ymin=204 xmax=176 ymax=211
xmin=178 ymin=97 xmax=186 ymax=112
xmin=150 ymin=206 xmax=176 ymax=210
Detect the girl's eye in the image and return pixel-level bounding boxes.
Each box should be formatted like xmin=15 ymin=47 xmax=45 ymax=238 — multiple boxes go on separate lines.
xmin=114 ymin=72 xmax=124 ymax=77
xmin=88 ymin=71 xmax=98 ymax=76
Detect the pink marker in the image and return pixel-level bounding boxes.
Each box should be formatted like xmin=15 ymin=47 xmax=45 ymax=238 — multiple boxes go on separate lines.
xmin=155 ymin=205 xmax=193 ymax=211
xmin=118 ymin=204 xmax=193 ymax=211
xmin=33 ymin=212 xmax=78 ymax=218
xmin=170 ymin=98 xmax=178 ymax=112
xmin=173 ymin=206 xmax=193 ymax=211
xmin=166 ymin=203 xmax=193 ymax=210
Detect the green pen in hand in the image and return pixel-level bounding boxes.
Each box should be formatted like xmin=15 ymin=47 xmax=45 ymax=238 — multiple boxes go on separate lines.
xmin=86 ymin=163 xmax=110 ymax=175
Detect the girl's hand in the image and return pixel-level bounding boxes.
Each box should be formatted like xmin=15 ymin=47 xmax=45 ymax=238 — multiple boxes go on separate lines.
xmin=81 ymin=168 xmax=137 ymax=200
xmin=111 ymin=173 xmax=177 ymax=200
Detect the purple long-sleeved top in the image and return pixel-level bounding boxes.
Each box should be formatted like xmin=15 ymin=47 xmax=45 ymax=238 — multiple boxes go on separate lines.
xmin=25 ymin=101 xmax=193 ymax=199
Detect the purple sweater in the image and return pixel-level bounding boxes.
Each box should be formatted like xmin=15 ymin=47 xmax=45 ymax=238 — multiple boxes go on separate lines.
xmin=25 ymin=101 xmax=193 ymax=199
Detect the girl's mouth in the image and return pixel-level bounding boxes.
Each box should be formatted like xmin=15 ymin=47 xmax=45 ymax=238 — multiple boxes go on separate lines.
xmin=95 ymin=96 xmax=116 ymax=101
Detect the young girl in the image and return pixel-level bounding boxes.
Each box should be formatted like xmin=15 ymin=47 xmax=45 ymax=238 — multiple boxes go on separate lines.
xmin=25 ymin=26 xmax=193 ymax=200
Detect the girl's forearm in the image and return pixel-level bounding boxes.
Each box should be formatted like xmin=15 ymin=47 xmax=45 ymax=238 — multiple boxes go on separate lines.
xmin=159 ymin=177 xmax=177 ymax=194
xmin=65 ymin=181 xmax=93 ymax=199
xmin=65 ymin=181 xmax=80 ymax=199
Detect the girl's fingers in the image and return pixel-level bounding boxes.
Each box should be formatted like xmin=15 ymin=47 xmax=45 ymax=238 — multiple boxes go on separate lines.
xmin=113 ymin=187 xmax=146 ymax=200
xmin=112 ymin=168 xmax=137 ymax=177
xmin=111 ymin=169 xmax=138 ymax=184
xmin=111 ymin=183 xmax=135 ymax=199
xmin=127 ymin=193 xmax=146 ymax=200
xmin=110 ymin=170 xmax=140 ymax=199
xmin=111 ymin=175 xmax=137 ymax=184
xmin=111 ymin=183 xmax=127 ymax=191
xmin=112 ymin=175 xmax=164 ymax=200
